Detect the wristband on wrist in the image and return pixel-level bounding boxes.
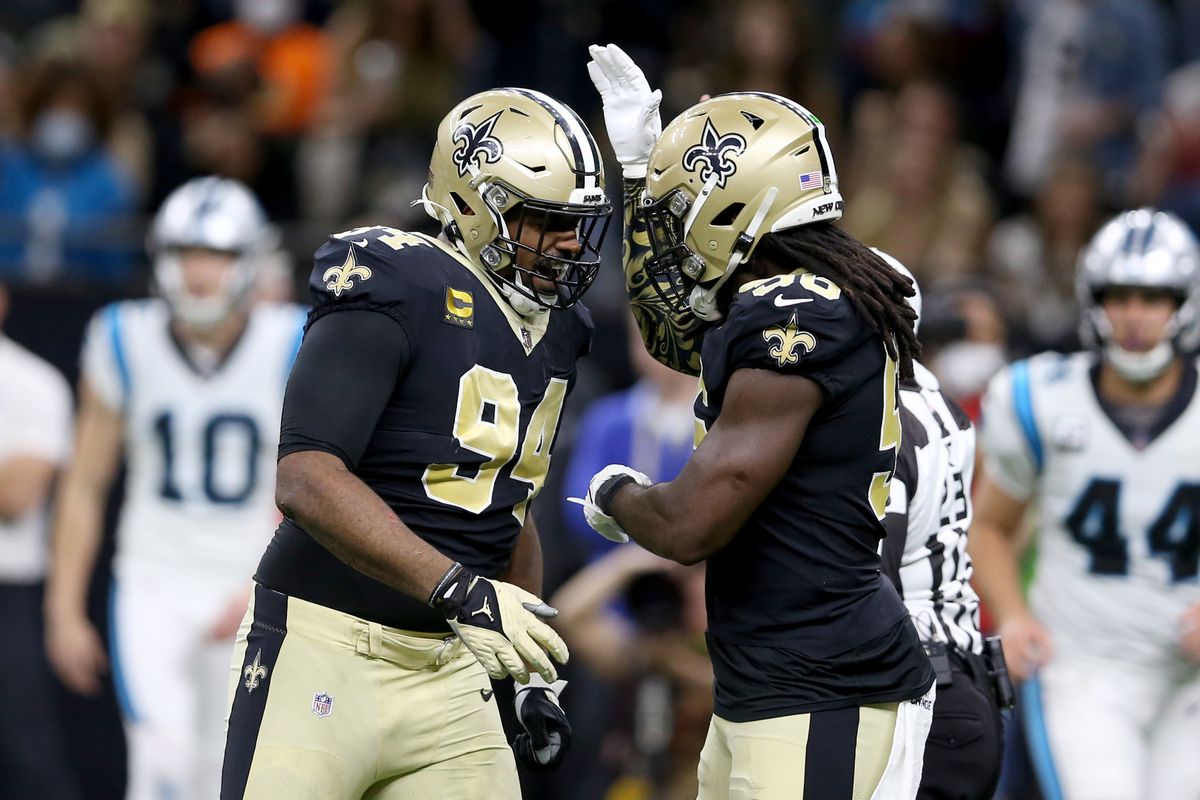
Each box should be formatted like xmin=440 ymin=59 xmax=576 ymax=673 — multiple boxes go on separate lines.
xmin=595 ymin=474 xmax=638 ymax=516
xmin=428 ymin=561 xmax=472 ymax=615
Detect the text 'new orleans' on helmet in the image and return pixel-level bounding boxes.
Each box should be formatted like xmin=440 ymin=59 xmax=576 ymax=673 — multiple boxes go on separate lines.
xmin=639 ymin=92 xmax=843 ymax=321
xmin=150 ymin=176 xmax=275 ymax=329
xmin=423 ymin=88 xmax=613 ymax=315
xmin=1077 ymin=208 xmax=1200 ymax=382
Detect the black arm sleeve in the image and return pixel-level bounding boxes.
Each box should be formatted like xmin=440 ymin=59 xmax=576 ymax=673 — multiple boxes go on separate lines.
xmin=278 ymin=309 xmax=410 ymax=468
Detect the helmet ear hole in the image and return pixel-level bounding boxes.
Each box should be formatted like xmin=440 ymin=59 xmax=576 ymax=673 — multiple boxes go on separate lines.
xmin=449 ymin=192 xmax=472 ymax=216
xmin=711 ymin=202 xmax=745 ymax=227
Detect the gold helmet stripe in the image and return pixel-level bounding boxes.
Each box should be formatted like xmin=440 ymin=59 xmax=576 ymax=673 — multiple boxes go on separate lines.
xmin=504 ymin=87 xmax=602 ymax=190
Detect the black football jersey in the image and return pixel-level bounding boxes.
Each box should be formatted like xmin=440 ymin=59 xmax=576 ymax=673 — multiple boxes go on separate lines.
xmin=696 ymin=270 xmax=934 ymax=719
xmin=257 ymin=226 xmax=592 ymax=630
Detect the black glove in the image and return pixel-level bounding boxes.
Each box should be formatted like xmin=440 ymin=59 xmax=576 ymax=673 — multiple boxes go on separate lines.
xmin=512 ymin=676 xmax=571 ymax=771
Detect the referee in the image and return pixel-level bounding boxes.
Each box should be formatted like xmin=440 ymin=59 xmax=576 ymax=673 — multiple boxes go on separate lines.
xmin=878 ymin=252 xmax=1008 ymax=800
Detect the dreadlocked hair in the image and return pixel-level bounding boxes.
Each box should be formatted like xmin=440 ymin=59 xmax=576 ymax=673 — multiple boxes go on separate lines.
xmin=754 ymin=222 xmax=921 ymax=379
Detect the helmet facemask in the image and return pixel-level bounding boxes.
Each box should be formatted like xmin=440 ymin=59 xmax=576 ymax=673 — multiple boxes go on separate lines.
xmin=424 ymin=88 xmax=613 ymax=316
xmin=478 ymin=182 xmax=611 ymax=314
xmin=640 ymin=188 xmax=708 ymax=314
xmin=1076 ymin=208 xmax=1200 ymax=382
xmin=150 ymin=176 xmax=272 ymax=331
xmin=155 ymin=247 xmax=252 ymax=331
xmin=1084 ymin=286 xmax=1190 ymax=383
xmin=639 ymin=92 xmax=843 ymax=323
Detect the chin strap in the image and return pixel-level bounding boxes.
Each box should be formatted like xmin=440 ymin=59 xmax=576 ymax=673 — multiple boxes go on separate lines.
xmin=1105 ymin=341 xmax=1175 ymax=383
xmin=688 ymin=186 xmax=779 ymax=322
xmin=500 ymin=283 xmax=551 ymax=319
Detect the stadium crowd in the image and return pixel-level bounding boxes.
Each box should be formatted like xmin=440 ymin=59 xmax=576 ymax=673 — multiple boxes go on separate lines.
xmin=2 ymin=0 xmax=1199 ymax=798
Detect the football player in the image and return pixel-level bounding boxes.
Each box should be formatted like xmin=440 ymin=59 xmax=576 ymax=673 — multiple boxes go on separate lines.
xmin=971 ymin=209 xmax=1200 ymax=799
xmin=877 ymin=252 xmax=1006 ymax=799
xmin=221 ymin=88 xmax=611 ymax=799
xmin=45 ymin=176 xmax=305 ymax=800
xmin=577 ymin=46 xmax=935 ymax=799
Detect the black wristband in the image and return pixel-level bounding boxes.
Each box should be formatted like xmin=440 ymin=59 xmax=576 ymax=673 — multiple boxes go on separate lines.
xmin=428 ymin=562 xmax=474 ymax=616
xmin=595 ymin=474 xmax=638 ymax=516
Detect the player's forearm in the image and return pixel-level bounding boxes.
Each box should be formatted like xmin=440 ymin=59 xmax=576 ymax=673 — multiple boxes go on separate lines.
xmin=968 ymin=522 xmax=1031 ymax=624
xmin=45 ymin=481 xmax=107 ymax=619
xmin=275 ymin=450 xmax=454 ymax=603
xmin=611 ymin=477 xmax=740 ymax=565
xmin=0 ymin=456 xmax=55 ymax=522
xmin=623 ymin=178 xmax=705 ymax=376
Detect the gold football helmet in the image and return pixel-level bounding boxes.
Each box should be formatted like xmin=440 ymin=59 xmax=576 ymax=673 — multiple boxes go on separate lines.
xmin=640 ymin=92 xmax=842 ymax=320
xmin=424 ymin=88 xmax=613 ymax=313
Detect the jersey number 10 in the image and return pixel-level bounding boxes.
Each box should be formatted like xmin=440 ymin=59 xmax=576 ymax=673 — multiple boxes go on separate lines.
xmin=153 ymin=411 xmax=261 ymax=504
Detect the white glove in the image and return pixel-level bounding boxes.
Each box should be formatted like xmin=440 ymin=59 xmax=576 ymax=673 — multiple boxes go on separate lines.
xmin=567 ymin=464 xmax=652 ymax=543
xmin=430 ymin=564 xmax=569 ymax=683
xmin=586 ymin=43 xmax=663 ymax=179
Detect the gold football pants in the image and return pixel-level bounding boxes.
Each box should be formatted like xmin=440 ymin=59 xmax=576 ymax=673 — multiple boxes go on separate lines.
xmin=697 ymin=703 xmax=899 ymax=800
xmin=220 ymin=583 xmax=520 ymax=800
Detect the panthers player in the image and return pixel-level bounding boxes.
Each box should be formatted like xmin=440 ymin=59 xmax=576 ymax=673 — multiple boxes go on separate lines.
xmin=45 ymin=176 xmax=305 ymax=800
xmin=221 ymin=88 xmax=610 ymax=799
xmin=972 ymin=209 xmax=1200 ymax=799
xmin=878 ymin=252 xmax=1005 ymax=799
xmin=579 ymin=46 xmax=935 ymax=800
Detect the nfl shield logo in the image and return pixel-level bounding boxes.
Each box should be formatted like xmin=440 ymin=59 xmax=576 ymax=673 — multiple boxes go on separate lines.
xmin=312 ymin=692 xmax=334 ymax=719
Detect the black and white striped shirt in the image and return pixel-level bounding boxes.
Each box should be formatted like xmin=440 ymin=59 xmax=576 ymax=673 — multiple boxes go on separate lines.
xmin=882 ymin=362 xmax=983 ymax=655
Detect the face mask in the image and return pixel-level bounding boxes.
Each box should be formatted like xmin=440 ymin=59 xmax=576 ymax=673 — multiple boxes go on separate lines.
xmin=933 ymin=341 xmax=1007 ymax=399
xmin=32 ymin=109 xmax=94 ymax=163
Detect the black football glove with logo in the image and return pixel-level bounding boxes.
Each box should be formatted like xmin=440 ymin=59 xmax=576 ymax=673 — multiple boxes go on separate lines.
xmin=430 ymin=562 xmax=569 ymax=683
xmin=513 ymin=675 xmax=571 ymax=771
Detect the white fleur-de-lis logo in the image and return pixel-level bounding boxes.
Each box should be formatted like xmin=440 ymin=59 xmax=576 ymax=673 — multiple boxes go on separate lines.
xmin=762 ymin=313 xmax=817 ymax=367
xmin=323 ymin=247 xmax=372 ymax=298
xmin=243 ymin=649 xmax=269 ymax=693
xmin=452 ymin=111 xmax=504 ymax=177
xmin=682 ymin=118 xmax=747 ymax=189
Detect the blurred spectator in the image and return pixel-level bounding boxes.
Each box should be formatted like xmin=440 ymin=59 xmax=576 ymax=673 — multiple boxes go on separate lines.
xmin=1136 ymin=60 xmax=1200 ymax=231
xmin=188 ymin=0 xmax=332 ymax=138
xmin=562 ymin=317 xmax=697 ymax=561
xmin=1178 ymin=0 xmax=1200 ymax=64
xmin=182 ymin=0 xmax=334 ymax=219
xmin=842 ymin=80 xmax=995 ymax=283
xmin=0 ymin=282 xmax=78 ymax=800
xmin=299 ymin=0 xmax=482 ymax=222
xmin=0 ymin=57 xmax=138 ymax=284
xmin=78 ymin=0 xmax=162 ymax=199
xmin=703 ymin=1 xmax=840 ymax=137
xmin=552 ymin=545 xmax=711 ymax=800
xmin=988 ymin=157 xmax=1104 ymax=351
xmin=920 ymin=281 xmax=1009 ymax=416
xmin=0 ymin=34 xmax=17 ymax=138
xmin=1005 ymin=0 xmax=1169 ymax=204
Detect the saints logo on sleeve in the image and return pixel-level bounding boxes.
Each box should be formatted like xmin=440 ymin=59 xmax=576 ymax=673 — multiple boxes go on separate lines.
xmin=762 ymin=313 xmax=817 ymax=367
xmin=308 ymin=226 xmax=444 ymax=313
xmin=705 ymin=269 xmax=877 ymax=398
xmin=322 ymin=248 xmax=373 ymax=298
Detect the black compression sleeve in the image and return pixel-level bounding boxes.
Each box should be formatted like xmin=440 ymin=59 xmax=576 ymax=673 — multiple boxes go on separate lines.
xmin=278 ymin=309 xmax=410 ymax=468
